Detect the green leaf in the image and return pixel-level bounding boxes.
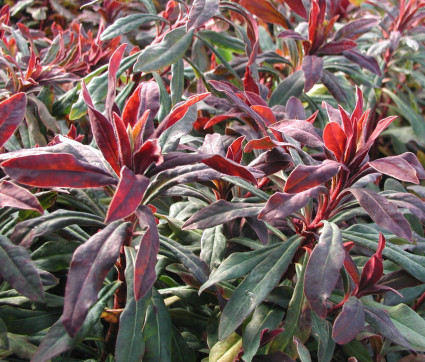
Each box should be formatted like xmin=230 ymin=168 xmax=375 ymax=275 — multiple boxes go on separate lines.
xmin=198 ymin=30 xmax=245 ymax=53
xmin=152 ymin=72 xmax=172 ymax=122
xmin=134 ymin=27 xmax=194 ymax=73
xmin=199 ymin=243 xmax=282 ymax=294
xmin=294 ymin=337 xmax=312 ymax=362
xmin=210 ymin=332 xmax=242 ymax=362
xmin=218 ymin=235 xmax=303 ymax=339
xmin=171 ymin=58 xmax=185 ymax=107
xmin=101 ymin=14 xmax=168 ymax=40
xmin=269 ymin=70 xmax=305 ymax=107
xmin=200 ymin=225 xmax=227 ymax=270
xmin=31 ymin=240 xmax=80 ymax=272
xmin=0 ymin=306 xmax=61 ymax=335
xmin=115 ymin=247 xmax=152 ymax=362
xmin=0 ymin=318 xmax=8 ymax=350
xmin=143 ymin=288 xmax=172 ymax=362
xmin=242 ymin=304 xmax=284 ymax=362
xmin=170 ymin=326 xmax=196 ymax=362
xmin=0 ymin=235 xmax=45 ymax=303
xmin=320 ymin=70 xmax=355 ymax=109
xmin=341 ymin=224 xmax=425 ymax=283
xmin=32 ymin=282 xmax=120 ymax=362
xmin=311 ymin=312 xmax=335 ymax=362
xmin=272 ymin=253 xmax=309 ymax=352
xmin=342 ymin=339 xmax=373 ymax=362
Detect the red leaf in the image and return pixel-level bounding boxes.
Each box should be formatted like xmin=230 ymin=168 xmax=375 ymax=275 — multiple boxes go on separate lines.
xmin=279 ymin=0 xmax=307 ymax=18
xmin=134 ymin=205 xmax=159 ymax=300
xmin=0 ymin=93 xmax=27 ymax=148
xmin=318 ymin=39 xmax=357 ymax=55
xmin=251 ymin=105 xmax=276 ymax=126
xmin=82 ymin=82 xmax=121 ymax=174
xmin=154 ymin=93 xmax=210 ymax=137
xmin=204 ymin=113 xmax=244 ymax=129
xmin=277 ymin=30 xmax=306 ymax=41
xmin=226 ymin=136 xmax=245 ymax=163
xmin=284 ymin=161 xmax=341 ymax=193
xmin=343 ymin=250 xmax=360 ymax=286
xmin=202 ymin=154 xmax=261 ymax=185
xmin=332 ymin=297 xmax=365 ymax=344
xmin=0 ymin=180 xmax=43 ymax=213
xmin=105 ymin=166 xmax=150 ymax=223
xmin=2 ymin=153 xmax=116 ymax=188
xmin=323 ymin=122 xmax=347 ymax=162
xmin=62 ymin=221 xmax=131 ymax=336
xmin=244 ymin=137 xmax=276 ymax=153
xmin=240 ymin=0 xmax=288 ymax=27
xmin=349 ymin=188 xmax=412 ymax=241
xmin=368 ymin=153 xmax=421 ymax=184
xmin=133 ymin=139 xmax=163 ymax=175
xmin=112 ymin=113 xmax=132 ymax=169
xmin=105 ymin=44 xmax=126 ymax=120
xmin=302 ymin=55 xmax=324 ymax=92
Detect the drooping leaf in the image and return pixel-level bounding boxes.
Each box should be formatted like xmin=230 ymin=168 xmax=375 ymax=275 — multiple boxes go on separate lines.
xmin=302 ymin=55 xmax=324 ymax=92
xmin=304 ymin=222 xmax=345 ymax=318
xmin=332 ymin=297 xmax=365 ymax=344
xmin=115 ymin=247 xmax=152 ymax=362
xmin=333 ymin=18 xmax=380 ymax=41
xmin=199 ymin=243 xmax=282 ymax=294
xmin=349 ymin=188 xmax=412 ymax=241
xmin=0 ymin=235 xmax=45 ymax=303
xmin=134 ymin=205 xmax=160 ymax=300
xmin=62 ymin=221 xmax=131 ymax=336
xmin=105 ymin=166 xmax=150 ymax=223
xmin=219 ymin=235 xmax=302 ymax=339
xmin=10 ymin=210 xmax=104 ymax=248
xmin=134 ymin=27 xmax=194 ymax=73
xmin=187 ymin=0 xmax=219 ymax=31
xmin=0 ymin=180 xmax=43 ymax=214
xmin=284 ymin=161 xmax=340 ymax=193
xmin=2 ymin=153 xmax=117 ymax=189
xmin=342 ymin=49 xmax=382 ymax=76
xmin=183 ymin=200 xmax=263 ymax=230
xmin=31 ymin=282 xmax=120 ymax=362
xmin=0 ymin=93 xmax=27 ymax=148
xmin=321 ymin=70 xmax=355 ymax=109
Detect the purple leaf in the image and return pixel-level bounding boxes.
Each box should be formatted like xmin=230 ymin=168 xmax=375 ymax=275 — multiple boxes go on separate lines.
xmin=134 ymin=205 xmax=159 ymax=300
xmin=343 ymin=49 xmax=382 ymax=76
xmin=2 ymin=153 xmax=117 ymax=188
xmin=384 ymin=192 xmax=425 ymax=221
xmin=318 ymin=39 xmax=357 ymax=55
xmin=248 ymin=148 xmax=292 ymax=176
xmin=286 ymin=96 xmax=306 ymax=120
xmin=105 ymin=166 xmax=150 ymax=223
xmin=333 ymin=18 xmax=380 ymax=41
xmin=277 ymin=30 xmax=306 ymax=41
xmin=304 ymin=222 xmax=345 ymax=318
xmin=62 ymin=221 xmax=131 ymax=336
xmin=270 ymin=119 xmax=323 ymax=147
xmin=332 ymin=297 xmax=365 ymax=344
xmin=282 ymin=0 xmax=307 ymax=18
xmin=183 ymin=200 xmax=263 ymax=230
xmin=0 ymin=93 xmax=27 ymax=148
xmin=368 ymin=154 xmax=421 ymax=183
xmin=187 ymin=0 xmax=219 ymax=31
xmin=364 ymin=306 xmax=412 ymax=350
xmin=259 ymin=186 xmax=327 ymax=225
xmin=245 ymin=216 xmax=268 ymax=245
xmin=284 ymin=160 xmax=340 ymax=193
xmin=0 ymin=180 xmax=43 ymax=213
xmin=302 ymin=55 xmax=324 ymax=92
xmin=349 ymin=188 xmax=412 ymax=241
xmin=0 ymin=235 xmax=45 ymax=303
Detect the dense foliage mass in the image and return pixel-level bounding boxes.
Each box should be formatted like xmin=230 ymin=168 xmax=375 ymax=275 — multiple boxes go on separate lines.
xmin=1 ymin=0 xmax=425 ymax=360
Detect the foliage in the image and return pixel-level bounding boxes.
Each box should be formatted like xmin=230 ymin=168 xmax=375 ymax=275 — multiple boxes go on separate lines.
xmin=1 ymin=0 xmax=425 ymax=360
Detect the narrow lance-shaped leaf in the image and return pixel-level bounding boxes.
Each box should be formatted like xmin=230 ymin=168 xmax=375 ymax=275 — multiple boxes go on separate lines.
xmin=278 ymin=0 xmax=307 ymax=18
xmin=332 ymin=297 xmax=365 ymax=344
xmin=0 ymin=92 xmax=27 ymax=148
xmin=62 ymin=221 xmax=131 ymax=336
xmin=105 ymin=44 xmax=126 ymax=120
xmin=115 ymin=247 xmax=152 ymax=362
xmin=105 ymin=166 xmax=150 ymax=223
xmin=134 ymin=27 xmax=194 ymax=73
xmin=134 ymin=205 xmax=160 ymax=300
xmin=304 ymin=222 xmax=345 ymax=318
xmin=348 ymin=188 xmax=412 ymax=241
xmin=0 ymin=235 xmax=45 ymax=303
xmin=2 ymin=153 xmax=117 ymax=189
xmin=183 ymin=200 xmax=263 ymax=230
xmin=0 ymin=180 xmax=43 ymax=213
xmin=219 ymin=235 xmax=303 ymax=339
xmin=240 ymin=0 xmax=288 ymax=27
xmin=302 ymin=55 xmax=323 ymax=92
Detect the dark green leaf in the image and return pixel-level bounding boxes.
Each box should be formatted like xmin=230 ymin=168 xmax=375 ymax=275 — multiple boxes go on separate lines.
xmin=269 ymin=71 xmax=305 ymax=107
xmin=200 ymin=225 xmax=226 ymax=270
xmin=31 ymin=240 xmax=80 ymax=272
xmin=311 ymin=312 xmax=335 ymax=362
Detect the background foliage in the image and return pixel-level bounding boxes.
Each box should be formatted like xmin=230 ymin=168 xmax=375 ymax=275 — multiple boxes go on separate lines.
xmin=1 ymin=0 xmax=425 ymax=361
